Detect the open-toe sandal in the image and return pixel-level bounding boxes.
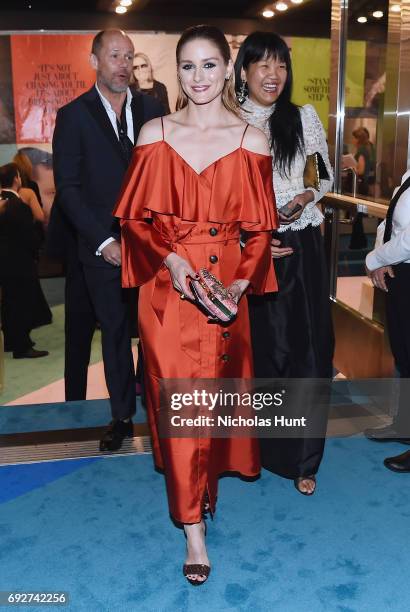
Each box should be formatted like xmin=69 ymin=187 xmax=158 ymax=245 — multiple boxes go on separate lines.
xmin=294 ymin=475 xmax=316 ymax=496
xmin=183 ymin=563 xmax=211 ymax=586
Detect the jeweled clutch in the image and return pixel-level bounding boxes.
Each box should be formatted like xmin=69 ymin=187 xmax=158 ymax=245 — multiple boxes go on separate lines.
xmin=189 ymin=268 xmax=238 ymax=323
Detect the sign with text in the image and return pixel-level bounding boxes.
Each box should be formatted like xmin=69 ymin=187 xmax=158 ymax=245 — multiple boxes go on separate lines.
xmin=291 ymin=37 xmax=366 ymax=131
xmin=10 ymin=34 xmax=95 ymax=143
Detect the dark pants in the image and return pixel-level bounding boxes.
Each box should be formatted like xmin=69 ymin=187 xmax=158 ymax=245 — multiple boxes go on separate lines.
xmin=1 ymin=276 xmax=34 ymax=355
xmin=64 ymin=259 xmax=96 ymax=401
xmin=82 ymin=264 xmax=136 ymax=420
xmin=249 ymin=226 xmax=334 ymax=478
xmin=386 ymin=264 xmax=410 ymax=436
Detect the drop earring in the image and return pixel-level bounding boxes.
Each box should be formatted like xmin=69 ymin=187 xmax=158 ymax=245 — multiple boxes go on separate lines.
xmin=237 ymin=79 xmax=248 ymax=104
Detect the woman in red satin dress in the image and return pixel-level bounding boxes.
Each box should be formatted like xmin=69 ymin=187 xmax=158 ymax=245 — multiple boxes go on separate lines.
xmin=114 ymin=25 xmax=278 ymax=585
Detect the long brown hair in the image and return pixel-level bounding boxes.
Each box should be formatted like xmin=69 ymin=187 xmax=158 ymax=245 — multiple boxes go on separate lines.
xmin=13 ymin=151 xmax=33 ymax=185
xmin=175 ymin=25 xmax=239 ymax=115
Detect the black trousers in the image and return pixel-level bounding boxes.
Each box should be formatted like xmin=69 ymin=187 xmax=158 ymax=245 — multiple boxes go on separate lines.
xmin=249 ymin=226 xmax=334 ymax=479
xmin=386 ymin=264 xmax=410 ymax=436
xmin=64 ymin=257 xmax=137 ymax=420
xmin=82 ymin=264 xmax=136 ymax=420
xmin=64 ymin=258 xmax=96 ymax=401
xmin=1 ymin=276 xmax=34 ymax=355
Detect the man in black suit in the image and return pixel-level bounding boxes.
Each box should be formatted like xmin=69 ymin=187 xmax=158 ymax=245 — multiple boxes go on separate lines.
xmin=52 ymin=29 xmax=163 ymax=451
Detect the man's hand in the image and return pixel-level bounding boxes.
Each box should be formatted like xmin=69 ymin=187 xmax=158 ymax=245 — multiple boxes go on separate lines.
xmin=101 ymin=240 xmax=122 ymax=266
xmin=271 ymin=237 xmax=294 ymax=259
xmin=366 ymin=265 xmax=394 ymax=292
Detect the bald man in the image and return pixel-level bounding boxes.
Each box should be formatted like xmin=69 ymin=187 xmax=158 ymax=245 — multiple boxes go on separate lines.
xmin=52 ymin=30 xmax=164 ymax=450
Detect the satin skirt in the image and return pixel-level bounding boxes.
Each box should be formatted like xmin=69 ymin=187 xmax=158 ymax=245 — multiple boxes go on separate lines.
xmin=138 ymin=224 xmax=260 ymax=524
xmin=248 ymin=225 xmax=334 ymax=478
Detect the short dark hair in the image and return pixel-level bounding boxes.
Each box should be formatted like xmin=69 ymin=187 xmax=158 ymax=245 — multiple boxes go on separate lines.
xmin=91 ymin=31 xmax=105 ymax=57
xmin=0 ymin=163 xmax=19 ymax=189
xmin=91 ymin=29 xmax=128 ymax=57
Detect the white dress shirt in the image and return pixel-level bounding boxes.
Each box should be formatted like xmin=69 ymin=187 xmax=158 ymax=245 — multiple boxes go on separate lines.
xmin=366 ymin=169 xmax=410 ymax=270
xmin=94 ymin=83 xmax=134 ymax=256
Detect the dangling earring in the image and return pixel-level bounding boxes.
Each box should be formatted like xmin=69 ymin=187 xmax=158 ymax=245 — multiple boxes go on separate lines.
xmin=237 ymin=79 xmax=248 ymax=104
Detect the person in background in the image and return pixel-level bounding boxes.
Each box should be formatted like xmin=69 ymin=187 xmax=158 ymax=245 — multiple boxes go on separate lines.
xmin=348 ymin=127 xmax=376 ymax=249
xmin=0 ymin=163 xmax=49 ymax=358
xmin=365 ymin=168 xmax=410 ymax=472
xmin=13 ymin=150 xmax=45 ymax=240
xmin=353 ymin=127 xmax=376 ymax=197
xmin=52 ymin=29 xmax=163 ymax=451
xmin=13 ymin=151 xmax=43 ymax=206
xmin=131 ymin=52 xmax=171 ymax=114
xmin=16 ymin=148 xmax=55 ymax=226
xmin=235 ymin=31 xmax=334 ymax=496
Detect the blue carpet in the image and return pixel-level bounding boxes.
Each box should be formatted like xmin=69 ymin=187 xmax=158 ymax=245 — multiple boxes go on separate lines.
xmin=0 ymin=399 xmax=147 ymax=434
xmin=1 ymin=438 xmax=409 ymax=611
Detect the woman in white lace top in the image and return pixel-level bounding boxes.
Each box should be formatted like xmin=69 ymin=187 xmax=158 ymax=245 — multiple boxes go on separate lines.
xmin=235 ymin=32 xmax=335 ymax=495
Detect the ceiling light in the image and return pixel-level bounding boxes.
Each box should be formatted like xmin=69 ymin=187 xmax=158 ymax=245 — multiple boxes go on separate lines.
xmin=276 ymin=2 xmax=288 ymax=11
xmin=115 ymin=5 xmax=127 ymax=13
xmin=357 ymin=16 xmax=367 ymax=23
xmin=262 ymin=9 xmax=275 ymax=17
xmin=391 ymin=4 xmax=401 ymax=12
xmin=372 ymin=10 xmax=383 ymax=18
xmin=290 ymin=0 xmax=303 ymax=4
xmin=120 ymin=0 xmax=132 ymax=5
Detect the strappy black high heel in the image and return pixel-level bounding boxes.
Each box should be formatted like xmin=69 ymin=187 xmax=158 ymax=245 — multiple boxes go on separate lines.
xmin=183 ymin=521 xmax=211 ymax=586
xmin=183 ymin=563 xmax=211 ymax=586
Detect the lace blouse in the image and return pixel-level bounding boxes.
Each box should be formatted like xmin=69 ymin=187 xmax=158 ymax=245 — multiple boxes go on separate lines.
xmin=240 ymin=99 xmax=333 ymax=232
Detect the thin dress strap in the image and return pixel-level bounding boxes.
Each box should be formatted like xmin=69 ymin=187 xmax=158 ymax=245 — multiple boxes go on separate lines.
xmin=240 ymin=123 xmax=250 ymax=147
xmin=160 ymin=116 xmax=165 ymax=141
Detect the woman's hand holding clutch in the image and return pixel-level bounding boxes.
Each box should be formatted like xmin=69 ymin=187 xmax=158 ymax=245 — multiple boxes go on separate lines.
xmin=227 ymin=279 xmax=250 ymax=304
xmin=164 ymin=252 xmax=197 ymax=300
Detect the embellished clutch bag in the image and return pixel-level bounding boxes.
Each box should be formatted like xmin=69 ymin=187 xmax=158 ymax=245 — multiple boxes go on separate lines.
xmin=303 ymin=152 xmax=330 ymax=191
xmin=189 ymin=268 xmax=238 ymax=323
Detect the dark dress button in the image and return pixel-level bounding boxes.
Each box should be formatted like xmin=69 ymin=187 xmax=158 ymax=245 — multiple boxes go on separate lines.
xmin=209 ymin=255 xmax=218 ymax=264
xmin=209 ymin=227 xmax=218 ymax=236
xmin=222 ymin=332 xmax=230 ymax=339
xmin=221 ymin=354 xmax=229 ymax=362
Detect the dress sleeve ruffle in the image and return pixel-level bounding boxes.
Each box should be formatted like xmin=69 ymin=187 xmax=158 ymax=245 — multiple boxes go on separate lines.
xmin=235 ymin=231 xmax=277 ymax=294
xmin=120 ymin=219 xmax=172 ymax=288
xmin=113 ymin=142 xmax=278 ymax=229
xmin=113 ymin=142 xmax=278 ymax=292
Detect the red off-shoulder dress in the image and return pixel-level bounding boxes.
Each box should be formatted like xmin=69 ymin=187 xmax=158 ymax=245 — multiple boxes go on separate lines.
xmin=114 ymin=129 xmax=278 ymax=524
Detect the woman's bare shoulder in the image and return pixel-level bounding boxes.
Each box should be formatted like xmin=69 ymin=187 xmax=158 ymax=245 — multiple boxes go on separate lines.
xmin=241 ymin=124 xmax=270 ymax=156
xmin=137 ymin=111 xmax=188 ymax=145
xmin=18 ymin=187 xmax=35 ymax=202
xmin=136 ymin=117 xmax=163 ymax=146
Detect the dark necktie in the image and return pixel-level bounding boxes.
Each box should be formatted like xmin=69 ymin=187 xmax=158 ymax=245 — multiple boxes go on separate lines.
xmin=116 ymin=100 xmax=134 ymax=164
xmin=383 ymin=176 xmax=410 ymax=243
